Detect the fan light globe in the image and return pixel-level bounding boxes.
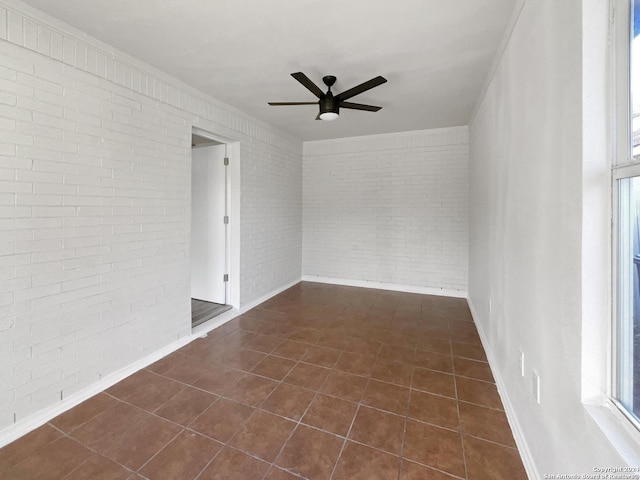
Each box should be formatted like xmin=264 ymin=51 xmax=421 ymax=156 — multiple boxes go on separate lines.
xmin=319 ymin=112 xmax=339 ymax=121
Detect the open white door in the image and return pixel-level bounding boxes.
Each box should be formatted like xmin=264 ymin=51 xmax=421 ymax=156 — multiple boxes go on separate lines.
xmin=191 ymin=144 xmax=227 ymax=304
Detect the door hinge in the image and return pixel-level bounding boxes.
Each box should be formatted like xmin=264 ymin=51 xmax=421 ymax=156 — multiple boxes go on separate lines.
xmin=223 ymin=274 xmax=229 ymax=282
xmin=223 ymin=215 xmax=229 ymax=224
xmin=224 ymin=157 xmax=229 ymax=166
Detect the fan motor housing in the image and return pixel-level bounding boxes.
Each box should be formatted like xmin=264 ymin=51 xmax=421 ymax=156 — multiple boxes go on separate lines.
xmin=320 ymin=96 xmax=338 ymax=115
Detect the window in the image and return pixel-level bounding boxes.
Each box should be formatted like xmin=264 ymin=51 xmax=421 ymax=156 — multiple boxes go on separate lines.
xmin=632 ymin=1 xmax=640 ymax=160
xmin=614 ymin=0 xmax=640 ymax=429
xmin=616 ymin=177 xmax=640 ymax=423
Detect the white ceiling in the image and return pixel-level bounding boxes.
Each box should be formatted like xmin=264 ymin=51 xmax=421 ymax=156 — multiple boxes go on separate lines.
xmin=21 ymin=0 xmax=516 ymax=141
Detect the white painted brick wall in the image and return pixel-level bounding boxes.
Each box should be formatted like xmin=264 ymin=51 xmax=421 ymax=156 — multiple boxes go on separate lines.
xmin=240 ymin=141 xmax=302 ymax=303
xmin=303 ymin=127 xmax=468 ymax=293
xmin=0 ymin=0 xmax=302 ymax=432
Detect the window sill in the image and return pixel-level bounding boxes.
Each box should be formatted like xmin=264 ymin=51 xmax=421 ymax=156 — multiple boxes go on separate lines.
xmin=585 ymin=401 xmax=640 ymax=466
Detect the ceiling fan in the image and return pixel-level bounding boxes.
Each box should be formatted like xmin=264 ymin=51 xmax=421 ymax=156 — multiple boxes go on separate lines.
xmin=268 ymin=72 xmax=387 ymax=121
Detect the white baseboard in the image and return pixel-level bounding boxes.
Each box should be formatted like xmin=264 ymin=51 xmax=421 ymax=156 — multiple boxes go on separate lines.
xmin=191 ymin=307 xmax=241 ymax=337
xmin=467 ymin=298 xmax=539 ymax=480
xmin=301 ymin=275 xmax=467 ymax=298
xmin=0 ymin=278 xmax=302 ymax=449
xmin=192 ymin=278 xmax=302 ymax=337
xmin=238 ymin=278 xmax=302 ymax=313
xmin=0 ymin=335 xmax=194 ymax=448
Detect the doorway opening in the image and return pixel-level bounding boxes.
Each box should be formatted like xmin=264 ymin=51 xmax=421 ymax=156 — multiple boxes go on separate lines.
xmin=190 ymin=131 xmax=232 ymax=328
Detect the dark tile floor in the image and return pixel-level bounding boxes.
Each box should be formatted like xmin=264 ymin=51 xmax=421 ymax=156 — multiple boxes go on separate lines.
xmin=0 ymin=282 xmax=528 ymax=480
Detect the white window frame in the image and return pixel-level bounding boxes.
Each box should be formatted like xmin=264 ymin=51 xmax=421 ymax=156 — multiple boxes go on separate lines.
xmin=612 ymin=169 xmax=640 ymax=426
xmin=611 ymin=0 xmax=640 ymax=439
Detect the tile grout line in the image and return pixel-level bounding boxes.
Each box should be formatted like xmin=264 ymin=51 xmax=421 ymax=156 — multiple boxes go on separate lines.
xmin=191 ymin=437 xmax=226 ymax=480
xmin=44 ymin=424 xmax=139 ymax=479
xmin=93 ymin=386 xmax=230 ymax=479
xmin=104 ymin=380 xmax=521 ymax=477
xmin=397 ymin=364 xmax=413 ymax=480
xmin=7 ymin=289 xmax=516 ymax=480
xmin=452 ymin=351 xmax=470 ymax=480
xmin=212 ymin=302 xmax=488 ymax=474
xmin=57 ymin=355 xmax=501 ymax=478
xmin=329 ymin=402 xmax=363 ymax=480
xmin=193 ymin=305 xmax=342 ymax=480
xmin=327 ymin=343 xmax=384 ymax=480
xmin=134 ymin=420 xmax=188 ymax=475
xmin=263 ymin=302 xmax=380 ymax=479
xmin=256 ymin=299 xmax=347 ymax=480
xmin=193 ymin=308 xmax=331 ymax=480
xmin=392 ymin=299 xmax=409 ymax=480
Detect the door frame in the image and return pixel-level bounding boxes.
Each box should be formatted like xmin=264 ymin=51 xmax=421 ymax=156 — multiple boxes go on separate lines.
xmin=191 ymin=127 xmax=241 ymax=311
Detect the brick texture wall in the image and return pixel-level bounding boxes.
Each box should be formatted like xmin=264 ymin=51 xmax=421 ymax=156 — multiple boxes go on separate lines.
xmin=0 ymin=1 xmax=302 ymax=431
xmin=240 ymin=141 xmax=302 ymax=304
xmin=302 ymin=127 xmax=468 ymax=293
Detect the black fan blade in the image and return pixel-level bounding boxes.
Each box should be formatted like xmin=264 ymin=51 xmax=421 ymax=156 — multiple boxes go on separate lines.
xmin=291 ymin=72 xmax=325 ymax=99
xmin=268 ymin=102 xmax=318 ymax=106
xmin=335 ymin=76 xmax=387 ymax=101
xmin=339 ymin=101 xmax=382 ymax=112
xmin=315 ymin=113 xmax=321 ymax=120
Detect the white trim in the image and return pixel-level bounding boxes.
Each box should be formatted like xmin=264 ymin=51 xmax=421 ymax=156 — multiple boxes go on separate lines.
xmin=227 ymin=141 xmax=241 ymax=310
xmin=0 ymin=334 xmax=194 ymax=448
xmin=580 ymin=0 xmax=614 ymax=408
xmin=189 ymin=127 xmax=242 ymax=312
xmin=0 ymin=278 xmax=301 ymax=449
xmin=585 ymin=401 xmax=640 ymax=467
xmin=189 ymin=277 xmax=302 ymax=340
xmin=303 ymin=126 xmax=468 ymax=157
xmin=301 ymin=275 xmax=467 ymax=298
xmin=467 ymin=297 xmax=540 ymax=480
xmin=612 ymin=161 xmax=640 ymax=179
xmin=612 ymin=0 xmax=632 ymax=168
xmin=304 ymin=125 xmax=468 ymax=147
xmin=190 ymin=307 xmax=241 ymax=337
xmin=191 ymin=128 xmax=236 ymax=146
xmin=238 ymin=278 xmax=302 ymax=313
xmin=612 ymin=175 xmax=629 ymax=405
